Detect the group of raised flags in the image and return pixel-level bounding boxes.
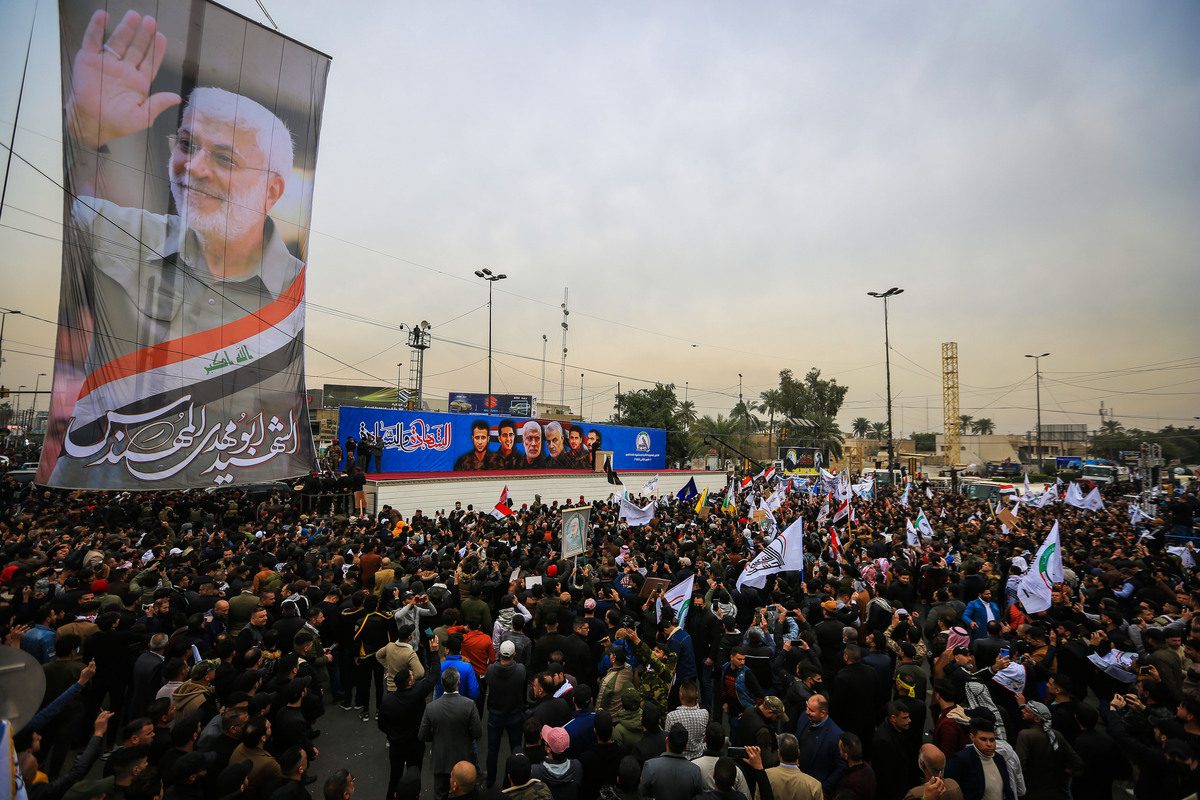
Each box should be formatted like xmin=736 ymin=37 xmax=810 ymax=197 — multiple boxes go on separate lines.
xmin=1064 ymin=481 xmax=1105 ymax=512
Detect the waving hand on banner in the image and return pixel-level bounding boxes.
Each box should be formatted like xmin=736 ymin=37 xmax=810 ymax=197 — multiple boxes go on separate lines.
xmin=68 ymin=10 xmax=181 ymax=150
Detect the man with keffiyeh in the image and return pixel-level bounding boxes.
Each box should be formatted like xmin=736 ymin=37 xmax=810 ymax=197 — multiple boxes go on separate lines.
xmin=1013 ymin=700 xmax=1083 ymax=800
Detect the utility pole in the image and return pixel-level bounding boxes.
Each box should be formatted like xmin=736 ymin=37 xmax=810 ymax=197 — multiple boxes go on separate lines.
xmin=395 ymin=363 xmax=403 ymax=409
xmin=579 ymin=373 xmax=584 ymax=420
xmin=0 ymin=308 xmax=21 ymax=385
xmin=1025 ymin=352 xmax=1050 ymax=470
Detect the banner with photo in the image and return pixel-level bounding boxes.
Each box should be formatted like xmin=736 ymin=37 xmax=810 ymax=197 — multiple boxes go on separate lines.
xmin=779 ymin=446 xmax=825 ymax=476
xmin=38 ymin=2 xmax=330 ymax=489
xmin=337 ymin=407 xmax=666 ymax=473
xmin=561 ymin=505 xmax=591 ymax=558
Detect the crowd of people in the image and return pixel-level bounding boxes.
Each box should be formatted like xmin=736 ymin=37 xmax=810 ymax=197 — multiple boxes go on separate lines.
xmin=2 ymin=455 xmax=1200 ymax=800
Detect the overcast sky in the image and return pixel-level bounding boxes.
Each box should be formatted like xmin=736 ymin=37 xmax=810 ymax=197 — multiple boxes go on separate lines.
xmin=1 ymin=0 xmax=1197 ymax=438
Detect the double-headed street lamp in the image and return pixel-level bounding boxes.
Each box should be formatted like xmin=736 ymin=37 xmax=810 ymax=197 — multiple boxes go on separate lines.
xmin=474 ymin=268 xmax=507 ymax=413
xmin=1025 ymin=352 xmax=1050 ymax=469
xmin=868 ymin=287 xmax=904 ymax=481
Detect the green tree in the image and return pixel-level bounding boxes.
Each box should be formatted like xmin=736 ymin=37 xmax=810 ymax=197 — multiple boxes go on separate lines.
xmin=781 ymin=414 xmax=845 ymax=460
xmin=851 ymin=417 xmax=871 ymax=438
xmin=869 ymin=421 xmax=887 ymax=440
xmin=758 ymin=388 xmax=784 ymax=457
xmin=675 ymin=400 xmax=698 ymax=432
xmin=774 ymin=368 xmax=850 ymax=460
xmin=913 ymin=432 xmax=936 ymax=452
xmin=958 ymin=414 xmax=974 ymax=434
xmin=692 ymin=414 xmax=739 ymax=463
xmin=613 ymin=383 xmax=687 ymax=465
xmin=971 ymin=418 xmax=995 ymax=435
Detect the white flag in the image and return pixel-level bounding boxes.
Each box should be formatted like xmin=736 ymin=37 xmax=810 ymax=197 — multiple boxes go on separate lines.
xmin=661 ymin=574 xmax=695 ymax=627
xmin=905 ymin=518 xmax=920 ymax=547
xmin=1130 ymin=503 xmax=1149 ymax=526
xmin=618 ymin=495 xmax=656 ymax=527
xmin=916 ymin=508 xmax=934 ymax=538
xmin=1168 ymin=545 xmax=1196 ymax=570
xmin=736 ymin=517 xmax=806 ymax=591
xmin=898 ymin=484 xmax=910 ymax=507
xmin=1017 ymin=521 xmax=1064 ymax=614
xmin=1064 ymin=482 xmax=1087 ymax=509
xmin=816 ymin=495 xmax=831 ymax=527
xmin=925 ymin=486 xmax=933 ymax=500
xmin=1081 ymin=487 xmax=1105 ymax=512
xmin=763 ymin=490 xmax=784 ymax=513
xmin=642 ymin=475 xmax=660 ymax=494
xmin=1035 ymin=484 xmax=1059 ymax=508
xmin=1023 ymin=473 xmax=1032 ymax=499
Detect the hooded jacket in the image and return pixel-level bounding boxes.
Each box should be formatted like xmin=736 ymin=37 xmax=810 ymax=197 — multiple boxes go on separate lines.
xmin=171 ymin=679 xmax=212 ymax=720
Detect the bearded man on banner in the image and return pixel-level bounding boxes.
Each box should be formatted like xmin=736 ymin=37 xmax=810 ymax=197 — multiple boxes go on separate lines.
xmin=43 ymin=9 xmax=322 ymax=488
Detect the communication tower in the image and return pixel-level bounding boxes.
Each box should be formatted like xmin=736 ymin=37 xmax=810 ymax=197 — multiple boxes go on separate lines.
xmin=941 ymin=342 xmax=960 ymax=466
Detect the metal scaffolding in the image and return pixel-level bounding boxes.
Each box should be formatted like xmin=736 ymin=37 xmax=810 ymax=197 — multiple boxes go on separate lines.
xmin=941 ymin=341 xmax=960 ymax=466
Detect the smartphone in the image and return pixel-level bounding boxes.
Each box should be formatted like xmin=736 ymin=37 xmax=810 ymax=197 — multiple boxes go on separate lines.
xmin=998 ymin=647 xmax=1010 ymax=660
xmin=727 ymin=747 xmax=748 ymax=759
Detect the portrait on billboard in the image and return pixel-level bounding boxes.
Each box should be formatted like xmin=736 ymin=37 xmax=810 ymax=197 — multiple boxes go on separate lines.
xmin=347 ymin=408 xmax=663 ymax=475
xmin=39 ymin=3 xmax=330 ymax=489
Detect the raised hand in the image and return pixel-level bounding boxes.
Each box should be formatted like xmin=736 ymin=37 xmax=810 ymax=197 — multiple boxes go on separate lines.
xmin=67 ymin=10 xmax=180 ymax=150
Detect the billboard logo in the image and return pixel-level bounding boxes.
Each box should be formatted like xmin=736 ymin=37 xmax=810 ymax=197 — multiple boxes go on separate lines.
xmin=484 ymin=396 xmax=498 ymax=410
xmin=361 ymin=418 xmax=453 ymax=453
xmin=635 ymin=432 xmax=651 ymax=452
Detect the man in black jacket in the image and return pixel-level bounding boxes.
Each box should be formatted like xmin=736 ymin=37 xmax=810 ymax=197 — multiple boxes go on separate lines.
xmin=830 ymin=645 xmax=881 ymax=758
xmin=870 ymin=701 xmax=919 ymax=800
xmin=380 ymin=648 xmax=441 ymax=799
xmin=352 ymin=594 xmax=394 ymax=722
xmin=686 ymin=593 xmax=721 ymax=710
xmin=484 ymin=641 xmax=527 ymax=788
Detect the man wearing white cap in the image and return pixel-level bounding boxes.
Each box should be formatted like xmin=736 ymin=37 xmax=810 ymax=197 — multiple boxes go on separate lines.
xmin=485 ymin=640 xmax=528 ymax=788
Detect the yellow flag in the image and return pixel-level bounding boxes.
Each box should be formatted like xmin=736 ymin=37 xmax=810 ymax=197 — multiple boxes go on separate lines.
xmin=694 ymin=486 xmax=708 ymax=513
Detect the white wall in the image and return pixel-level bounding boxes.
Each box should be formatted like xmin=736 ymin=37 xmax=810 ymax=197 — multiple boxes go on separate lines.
xmin=367 ymin=470 xmax=730 ymax=517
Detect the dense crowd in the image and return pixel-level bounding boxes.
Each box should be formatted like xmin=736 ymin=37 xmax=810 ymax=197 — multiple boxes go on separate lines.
xmin=2 ymin=459 xmax=1200 ymax=800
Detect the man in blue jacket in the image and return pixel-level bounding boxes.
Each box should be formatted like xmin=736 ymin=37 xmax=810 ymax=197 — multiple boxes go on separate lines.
xmin=793 ymin=693 xmax=845 ymax=795
xmin=945 ymin=717 xmax=1015 ymax=800
xmin=963 ymin=588 xmax=1001 ymax=642
xmin=436 ymin=634 xmax=479 ymax=700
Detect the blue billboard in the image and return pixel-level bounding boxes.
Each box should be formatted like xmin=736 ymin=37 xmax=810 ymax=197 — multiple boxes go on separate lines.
xmin=338 ymin=407 xmax=666 ymax=473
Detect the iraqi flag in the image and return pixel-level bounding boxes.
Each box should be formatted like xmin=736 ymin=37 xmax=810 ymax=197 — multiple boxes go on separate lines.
xmin=829 ymin=526 xmax=842 ymax=559
xmin=832 ymin=496 xmax=854 ymax=525
xmin=491 ymin=486 xmax=515 ymax=518
xmin=661 ymin=574 xmax=696 ymax=627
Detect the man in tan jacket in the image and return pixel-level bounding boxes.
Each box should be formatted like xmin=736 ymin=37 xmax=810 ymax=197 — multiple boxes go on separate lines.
xmin=377 ymin=623 xmax=425 ymax=692
xmin=766 ymin=734 xmax=825 ymax=800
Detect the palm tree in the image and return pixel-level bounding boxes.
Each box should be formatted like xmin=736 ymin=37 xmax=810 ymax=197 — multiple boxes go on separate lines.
xmin=958 ymin=414 xmax=974 ymax=434
xmin=785 ymin=413 xmax=844 ymax=460
xmin=693 ymin=414 xmax=739 ymax=462
xmin=869 ymin=421 xmax=887 ymax=440
xmin=675 ymin=400 xmax=698 ymax=432
xmin=971 ymin=418 xmax=995 ymax=435
xmin=758 ymin=389 xmax=784 ymax=456
xmin=1100 ymin=419 xmax=1124 ymax=435
xmin=851 ymin=417 xmax=871 ymax=438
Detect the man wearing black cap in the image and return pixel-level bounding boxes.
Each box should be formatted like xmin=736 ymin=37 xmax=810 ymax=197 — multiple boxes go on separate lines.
xmin=381 ymin=642 xmax=442 ymax=798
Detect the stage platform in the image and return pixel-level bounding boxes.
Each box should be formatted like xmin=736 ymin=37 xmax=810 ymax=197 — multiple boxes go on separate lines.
xmin=363 ymin=468 xmax=729 ymax=517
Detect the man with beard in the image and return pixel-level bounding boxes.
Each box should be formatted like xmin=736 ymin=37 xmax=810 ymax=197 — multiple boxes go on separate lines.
xmin=520 ymin=422 xmax=551 ymax=469
xmin=49 ymin=9 xmax=314 ymax=486
xmin=543 ymin=421 xmax=568 ymax=467
xmin=563 ymin=427 xmax=592 ymax=469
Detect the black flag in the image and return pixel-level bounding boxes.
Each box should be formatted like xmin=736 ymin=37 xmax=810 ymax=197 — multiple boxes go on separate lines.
xmin=604 ymin=455 xmax=623 ymax=486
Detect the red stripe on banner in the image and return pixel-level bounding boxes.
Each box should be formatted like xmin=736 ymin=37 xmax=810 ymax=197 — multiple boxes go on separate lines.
xmin=78 ymin=268 xmax=305 ymax=398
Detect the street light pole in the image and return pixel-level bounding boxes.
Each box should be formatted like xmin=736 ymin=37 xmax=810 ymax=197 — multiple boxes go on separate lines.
xmin=1025 ymin=352 xmax=1050 ymax=470
xmin=395 ymin=362 xmax=404 ymax=409
xmin=579 ymin=373 xmax=584 ymax=420
xmin=474 ymin=268 xmax=508 ymax=414
xmin=868 ymin=288 xmax=904 ymax=484
xmin=31 ymin=372 xmax=45 ymax=428
xmin=541 ymin=335 xmax=548 ymax=403
xmin=0 ymin=308 xmax=21 ymax=384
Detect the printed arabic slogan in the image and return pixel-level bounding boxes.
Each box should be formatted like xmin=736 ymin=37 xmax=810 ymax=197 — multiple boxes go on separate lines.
xmin=38 ymin=2 xmax=331 ymax=489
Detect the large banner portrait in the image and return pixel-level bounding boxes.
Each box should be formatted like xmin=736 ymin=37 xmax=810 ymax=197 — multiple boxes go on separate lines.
xmin=38 ymin=3 xmax=330 ymax=489
xmin=779 ymin=446 xmax=824 ymax=476
xmin=337 ymin=407 xmax=667 ymax=474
